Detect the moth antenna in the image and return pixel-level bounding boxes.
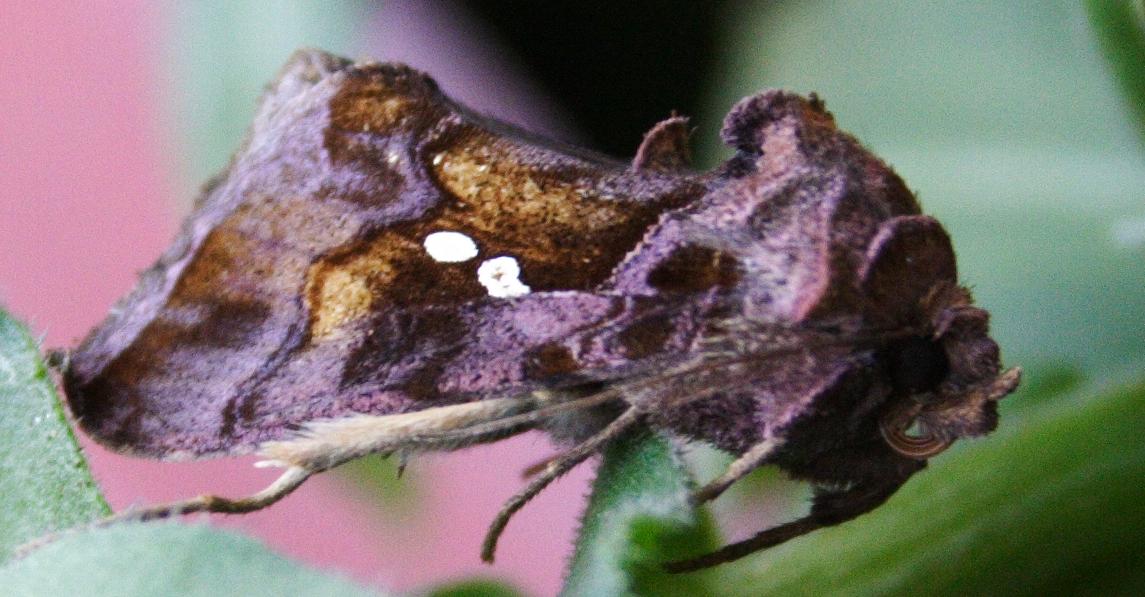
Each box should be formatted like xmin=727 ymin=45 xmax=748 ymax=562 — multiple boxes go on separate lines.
xmin=481 ymin=407 xmax=642 ymax=563
xmin=101 ymin=466 xmax=312 ymax=523
xmin=690 ymin=438 xmax=781 ymax=505
xmin=665 ymin=475 xmax=909 ymax=572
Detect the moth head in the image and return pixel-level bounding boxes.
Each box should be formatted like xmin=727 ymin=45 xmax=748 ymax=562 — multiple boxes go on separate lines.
xmin=878 ymin=288 xmax=1021 ymax=459
xmin=859 ymin=215 xmax=1020 ymax=459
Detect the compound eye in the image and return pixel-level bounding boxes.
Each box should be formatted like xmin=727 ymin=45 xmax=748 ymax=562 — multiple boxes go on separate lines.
xmin=889 ymin=337 xmax=949 ymax=396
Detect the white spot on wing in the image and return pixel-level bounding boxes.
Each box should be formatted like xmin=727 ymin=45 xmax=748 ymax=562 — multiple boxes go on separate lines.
xmin=423 ymin=231 xmax=479 ymax=263
xmin=478 ymin=256 xmax=531 ymax=298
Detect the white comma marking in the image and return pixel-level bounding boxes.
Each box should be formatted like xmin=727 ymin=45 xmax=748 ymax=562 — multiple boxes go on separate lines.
xmin=477 ymin=256 xmax=531 ymax=298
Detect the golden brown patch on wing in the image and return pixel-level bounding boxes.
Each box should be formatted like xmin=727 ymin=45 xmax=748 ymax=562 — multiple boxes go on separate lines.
xmin=305 ymin=229 xmax=487 ymax=341
xmin=308 ymin=268 xmax=376 ymax=339
xmin=296 ymin=62 xmax=705 ymax=341
xmin=305 ymin=125 xmax=680 ymax=340
xmin=434 ymin=136 xmax=628 ymax=236
xmin=427 ymin=132 xmax=667 ymax=290
xmin=326 ymin=67 xmax=441 ymax=138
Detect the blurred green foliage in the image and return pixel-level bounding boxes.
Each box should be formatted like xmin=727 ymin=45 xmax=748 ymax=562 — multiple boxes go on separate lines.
xmin=0 ymin=523 xmax=387 ymax=597
xmin=1085 ymin=0 xmax=1145 ymax=143
xmin=164 ymin=1 xmax=368 ymax=200
xmin=425 ymin=579 xmax=527 ymax=597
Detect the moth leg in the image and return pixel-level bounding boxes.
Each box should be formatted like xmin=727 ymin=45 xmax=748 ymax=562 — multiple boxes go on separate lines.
xmin=481 ymin=407 xmax=642 ymax=562
xmin=519 ymin=451 xmax=568 ymax=479
xmin=665 ymin=475 xmax=910 ymax=572
xmin=691 ymin=438 xmax=781 ymax=505
xmin=104 ymin=466 xmax=312 ymax=523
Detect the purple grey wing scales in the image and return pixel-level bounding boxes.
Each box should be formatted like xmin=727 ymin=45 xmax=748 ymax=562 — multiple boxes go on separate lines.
xmin=63 ymin=51 xmax=704 ymax=459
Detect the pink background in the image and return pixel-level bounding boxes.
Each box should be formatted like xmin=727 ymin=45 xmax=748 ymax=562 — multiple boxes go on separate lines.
xmin=0 ymin=3 xmax=596 ymax=594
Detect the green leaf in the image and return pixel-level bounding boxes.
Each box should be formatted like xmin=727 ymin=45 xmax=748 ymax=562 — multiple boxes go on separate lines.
xmin=715 ymin=373 xmax=1145 ymax=595
xmin=1085 ymin=0 xmax=1145 ymax=144
xmin=561 ymin=431 xmax=721 ymax=597
xmin=0 ymin=309 xmax=108 ymax=561
xmin=0 ymin=523 xmax=387 ymax=597
xmin=424 ymin=578 xmax=527 ymax=597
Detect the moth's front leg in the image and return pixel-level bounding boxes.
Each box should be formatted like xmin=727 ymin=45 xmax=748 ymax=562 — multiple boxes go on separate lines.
xmin=690 ymin=437 xmax=782 ymax=505
xmin=109 ymin=465 xmax=313 ymax=523
xmin=666 ymin=473 xmax=912 ymax=572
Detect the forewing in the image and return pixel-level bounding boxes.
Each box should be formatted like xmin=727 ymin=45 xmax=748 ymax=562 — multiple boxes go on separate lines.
xmin=63 ymin=50 xmax=703 ymax=459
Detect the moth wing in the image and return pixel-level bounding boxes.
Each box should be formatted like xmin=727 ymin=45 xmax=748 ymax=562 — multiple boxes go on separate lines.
xmin=62 ymin=50 xmax=703 ymax=459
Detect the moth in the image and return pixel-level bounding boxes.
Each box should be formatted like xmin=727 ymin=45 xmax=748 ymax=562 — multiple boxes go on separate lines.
xmin=61 ymin=49 xmax=1019 ymax=571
